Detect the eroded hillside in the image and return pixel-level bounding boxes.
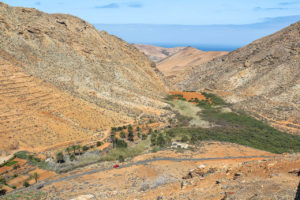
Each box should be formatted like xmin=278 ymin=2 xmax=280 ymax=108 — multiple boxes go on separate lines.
xmin=0 ymin=2 xmax=170 ymax=120
xmin=157 ymin=47 xmax=228 ymax=85
xmin=180 ymin=21 xmax=300 ymax=134
xmin=0 ymin=52 xmax=131 ymax=156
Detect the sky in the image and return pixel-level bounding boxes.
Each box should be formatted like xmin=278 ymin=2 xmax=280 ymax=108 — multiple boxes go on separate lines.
xmin=2 ymin=0 xmax=300 ymax=50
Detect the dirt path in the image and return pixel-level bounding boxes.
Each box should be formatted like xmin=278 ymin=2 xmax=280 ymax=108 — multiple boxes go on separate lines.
xmin=8 ymin=155 xmax=276 ymax=195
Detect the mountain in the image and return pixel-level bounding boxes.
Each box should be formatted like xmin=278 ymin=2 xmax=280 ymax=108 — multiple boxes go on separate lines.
xmin=133 ymin=44 xmax=185 ymax=62
xmin=157 ymin=46 xmax=228 ymax=84
xmin=0 ymin=3 xmax=171 ymax=154
xmin=180 ymin=21 xmax=300 ymax=134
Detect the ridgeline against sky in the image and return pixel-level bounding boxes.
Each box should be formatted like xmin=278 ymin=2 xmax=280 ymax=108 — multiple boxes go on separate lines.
xmin=3 ymin=0 xmax=300 ymax=49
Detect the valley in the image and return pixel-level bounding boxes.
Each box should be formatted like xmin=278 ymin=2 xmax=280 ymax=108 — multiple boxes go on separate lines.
xmin=0 ymin=2 xmax=299 ymax=200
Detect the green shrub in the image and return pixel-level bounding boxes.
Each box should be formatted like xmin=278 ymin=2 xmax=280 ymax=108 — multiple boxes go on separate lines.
xmin=5 ymin=161 xmax=18 ymax=167
xmin=128 ymin=129 xmax=134 ymax=142
xmin=156 ymin=134 xmax=166 ymax=147
xmin=23 ymin=181 xmax=30 ymax=187
xmin=120 ymin=131 xmax=126 ymax=138
xmin=118 ymin=155 xmax=125 ymax=162
xmin=13 ymin=164 xmax=20 ymax=170
xmin=82 ymin=146 xmax=89 ymax=152
xmin=142 ymin=134 xmax=147 ymax=140
xmin=56 ymin=152 xmax=65 ymax=163
xmin=69 ymin=154 xmax=75 ymax=161
xmin=181 ymin=135 xmax=189 ymax=142
xmin=202 ymin=92 xmax=226 ymax=105
xmin=0 ymin=178 xmax=6 ymax=185
xmin=96 ymin=141 xmax=102 ymax=147
xmin=115 ymin=139 xmax=128 ymax=148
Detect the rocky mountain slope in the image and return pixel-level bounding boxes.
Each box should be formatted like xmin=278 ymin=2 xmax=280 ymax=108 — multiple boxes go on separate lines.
xmin=0 ymin=3 xmax=171 ymax=154
xmin=133 ymin=44 xmax=185 ymax=62
xmin=180 ymin=21 xmax=300 ymax=134
xmin=157 ymin=47 xmax=228 ymax=84
xmin=0 ymin=2 xmax=170 ymax=120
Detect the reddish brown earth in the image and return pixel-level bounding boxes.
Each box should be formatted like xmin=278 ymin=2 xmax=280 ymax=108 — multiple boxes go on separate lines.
xmin=29 ymin=142 xmax=299 ymax=200
xmin=157 ymin=47 xmax=228 ymax=85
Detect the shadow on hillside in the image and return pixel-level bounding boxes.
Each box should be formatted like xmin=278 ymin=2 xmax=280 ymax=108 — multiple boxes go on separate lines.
xmin=295 ymin=181 xmax=300 ymax=200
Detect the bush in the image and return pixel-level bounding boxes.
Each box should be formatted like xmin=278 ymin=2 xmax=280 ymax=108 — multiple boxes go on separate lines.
xmin=56 ymin=152 xmax=65 ymax=163
xmin=0 ymin=189 xmax=6 ymax=196
xmin=118 ymin=155 xmax=125 ymax=162
xmin=142 ymin=134 xmax=147 ymax=140
xmin=96 ymin=141 xmax=102 ymax=147
xmin=13 ymin=164 xmax=20 ymax=170
xmin=115 ymin=139 xmax=128 ymax=148
xmin=11 ymin=185 xmax=16 ymax=189
xmin=181 ymin=135 xmax=189 ymax=142
xmin=151 ymin=133 xmax=157 ymax=146
xmin=82 ymin=146 xmax=89 ymax=152
xmin=0 ymin=178 xmax=6 ymax=185
xmin=23 ymin=181 xmax=30 ymax=187
xmin=69 ymin=154 xmax=76 ymax=161
xmin=120 ymin=131 xmax=126 ymax=138
xmin=156 ymin=134 xmax=166 ymax=147
xmin=128 ymin=129 xmax=134 ymax=142
xmin=13 ymin=174 xmax=18 ymax=178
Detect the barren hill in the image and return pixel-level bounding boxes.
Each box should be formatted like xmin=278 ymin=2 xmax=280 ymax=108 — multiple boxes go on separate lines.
xmin=180 ymin=21 xmax=300 ymax=134
xmin=0 ymin=3 xmax=171 ymax=154
xmin=0 ymin=2 xmax=170 ymax=119
xmin=133 ymin=44 xmax=185 ymax=62
xmin=157 ymin=46 xmax=228 ymax=84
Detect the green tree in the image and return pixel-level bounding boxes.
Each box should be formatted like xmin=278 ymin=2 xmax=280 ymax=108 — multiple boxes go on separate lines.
xmin=76 ymin=145 xmax=82 ymax=155
xmin=96 ymin=141 xmax=102 ymax=147
xmin=156 ymin=134 xmax=166 ymax=147
xmin=181 ymin=135 xmax=189 ymax=143
xmin=72 ymin=145 xmax=77 ymax=154
xmin=70 ymin=154 xmax=75 ymax=161
xmin=120 ymin=131 xmax=126 ymax=138
xmin=23 ymin=181 xmax=30 ymax=187
xmin=82 ymin=146 xmax=89 ymax=152
xmin=136 ymin=126 xmax=140 ymax=131
xmin=115 ymin=139 xmax=128 ymax=148
xmin=33 ymin=172 xmax=39 ymax=183
xmin=65 ymin=147 xmax=71 ymax=155
xmin=151 ymin=133 xmax=157 ymax=146
xmin=128 ymin=129 xmax=134 ymax=142
xmin=142 ymin=134 xmax=147 ymax=140
xmin=56 ymin=152 xmax=65 ymax=163
xmin=118 ymin=155 xmax=125 ymax=162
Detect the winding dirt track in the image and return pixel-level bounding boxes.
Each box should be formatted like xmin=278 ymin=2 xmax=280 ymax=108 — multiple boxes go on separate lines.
xmin=8 ymin=155 xmax=275 ymax=195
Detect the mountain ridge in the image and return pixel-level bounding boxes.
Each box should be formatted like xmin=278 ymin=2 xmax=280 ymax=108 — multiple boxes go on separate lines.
xmin=180 ymin=21 xmax=300 ymax=134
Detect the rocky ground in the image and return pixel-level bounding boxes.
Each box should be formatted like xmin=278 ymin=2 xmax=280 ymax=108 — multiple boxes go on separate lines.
xmin=4 ymin=142 xmax=298 ymax=200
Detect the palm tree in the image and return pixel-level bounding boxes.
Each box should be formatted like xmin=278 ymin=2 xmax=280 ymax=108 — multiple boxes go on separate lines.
xmin=76 ymin=145 xmax=82 ymax=155
xmin=33 ymin=172 xmax=39 ymax=183
xmin=71 ymin=145 xmax=76 ymax=154
xmin=65 ymin=147 xmax=71 ymax=155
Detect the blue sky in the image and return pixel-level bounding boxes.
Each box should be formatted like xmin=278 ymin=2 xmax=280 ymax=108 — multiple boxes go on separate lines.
xmin=2 ymin=0 xmax=300 ymax=49
xmin=3 ymin=0 xmax=300 ymax=25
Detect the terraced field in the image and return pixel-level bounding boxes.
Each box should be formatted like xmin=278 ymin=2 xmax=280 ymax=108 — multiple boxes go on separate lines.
xmin=0 ymin=57 xmax=131 ymax=156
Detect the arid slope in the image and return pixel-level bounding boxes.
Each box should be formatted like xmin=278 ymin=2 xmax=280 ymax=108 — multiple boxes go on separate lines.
xmin=0 ymin=3 xmax=172 ymax=155
xmin=180 ymin=22 xmax=300 ymax=134
xmin=157 ymin=47 xmax=228 ymax=84
xmin=133 ymin=44 xmax=185 ymax=62
xmin=0 ymin=3 xmax=170 ymax=120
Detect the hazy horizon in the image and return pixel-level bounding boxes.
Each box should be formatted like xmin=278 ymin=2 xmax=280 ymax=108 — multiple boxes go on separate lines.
xmin=3 ymin=0 xmax=300 ymax=51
